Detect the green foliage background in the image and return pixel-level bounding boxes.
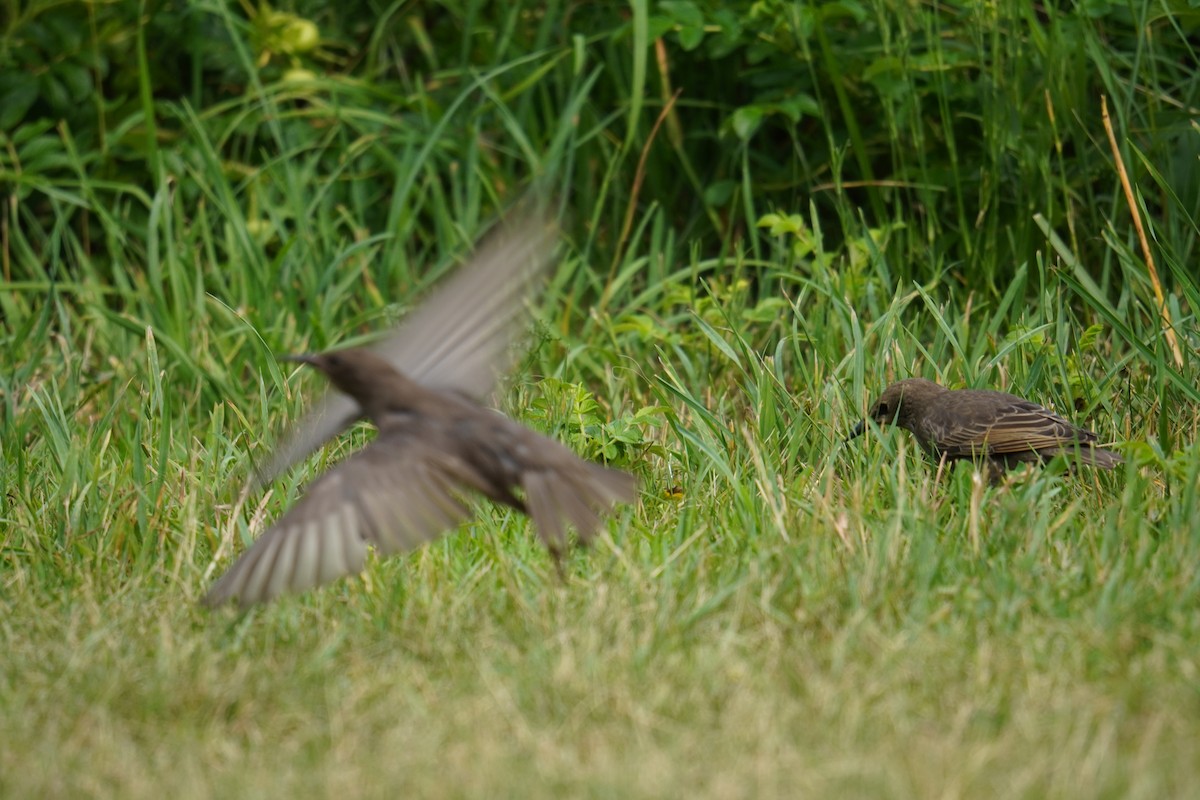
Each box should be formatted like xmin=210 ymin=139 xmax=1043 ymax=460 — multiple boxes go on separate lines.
xmin=2 ymin=1 xmax=1199 ymax=796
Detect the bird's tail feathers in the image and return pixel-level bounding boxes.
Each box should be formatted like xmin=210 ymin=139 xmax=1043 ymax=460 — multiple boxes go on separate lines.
xmin=1078 ymin=445 xmax=1123 ymax=469
xmin=1046 ymin=443 xmax=1124 ymax=469
xmin=523 ymin=465 xmax=637 ymax=554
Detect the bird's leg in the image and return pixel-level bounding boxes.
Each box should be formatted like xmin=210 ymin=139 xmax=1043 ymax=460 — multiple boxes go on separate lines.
xmin=984 ymin=460 xmax=1007 ymax=486
xmin=549 ymin=543 xmax=567 ymax=581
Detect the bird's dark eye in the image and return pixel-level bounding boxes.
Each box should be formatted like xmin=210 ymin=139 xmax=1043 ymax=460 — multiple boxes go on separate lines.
xmin=876 ymin=402 xmax=889 ymax=417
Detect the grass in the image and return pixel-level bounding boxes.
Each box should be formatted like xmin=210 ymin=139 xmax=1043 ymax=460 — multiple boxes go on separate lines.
xmin=3 ymin=1 xmax=1200 ymax=797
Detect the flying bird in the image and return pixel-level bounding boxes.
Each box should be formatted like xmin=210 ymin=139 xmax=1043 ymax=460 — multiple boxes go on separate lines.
xmin=846 ymin=378 xmax=1122 ymax=477
xmin=205 ymin=210 xmax=637 ymax=608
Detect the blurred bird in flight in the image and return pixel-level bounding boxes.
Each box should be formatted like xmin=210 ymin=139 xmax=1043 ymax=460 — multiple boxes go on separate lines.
xmin=205 ymin=206 xmax=637 ymax=608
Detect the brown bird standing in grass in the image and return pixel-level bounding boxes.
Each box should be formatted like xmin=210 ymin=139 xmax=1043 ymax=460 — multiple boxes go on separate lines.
xmin=846 ymin=378 xmax=1122 ymax=478
xmin=205 ymin=209 xmax=637 ymax=608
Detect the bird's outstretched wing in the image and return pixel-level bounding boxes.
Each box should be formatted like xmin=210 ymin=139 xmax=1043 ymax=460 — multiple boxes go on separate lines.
xmin=207 ymin=437 xmax=477 ymax=608
xmin=253 ymin=205 xmax=559 ymax=487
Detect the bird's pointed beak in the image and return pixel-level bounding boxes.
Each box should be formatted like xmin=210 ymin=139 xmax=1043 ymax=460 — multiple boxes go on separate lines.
xmin=844 ymin=419 xmax=867 ymax=443
xmin=281 ymin=353 xmax=319 ymax=366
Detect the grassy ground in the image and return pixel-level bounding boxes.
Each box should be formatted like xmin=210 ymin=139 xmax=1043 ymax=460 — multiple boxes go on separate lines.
xmin=3 ymin=1 xmax=1199 ymax=797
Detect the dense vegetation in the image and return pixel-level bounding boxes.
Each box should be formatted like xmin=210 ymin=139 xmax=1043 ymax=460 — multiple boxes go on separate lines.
xmin=3 ymin=1 xmax=1198 ymax=796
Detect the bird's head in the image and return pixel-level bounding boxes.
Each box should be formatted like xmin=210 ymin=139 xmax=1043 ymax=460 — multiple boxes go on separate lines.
xmin=846 ymin=378 xmax=945 ymax=441
xmin=283 ymin=348 xmax=404 ymax=404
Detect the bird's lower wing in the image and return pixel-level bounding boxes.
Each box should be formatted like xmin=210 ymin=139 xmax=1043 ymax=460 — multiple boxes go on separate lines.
xmin=205 ymin=442 xmax=472 ymax=609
